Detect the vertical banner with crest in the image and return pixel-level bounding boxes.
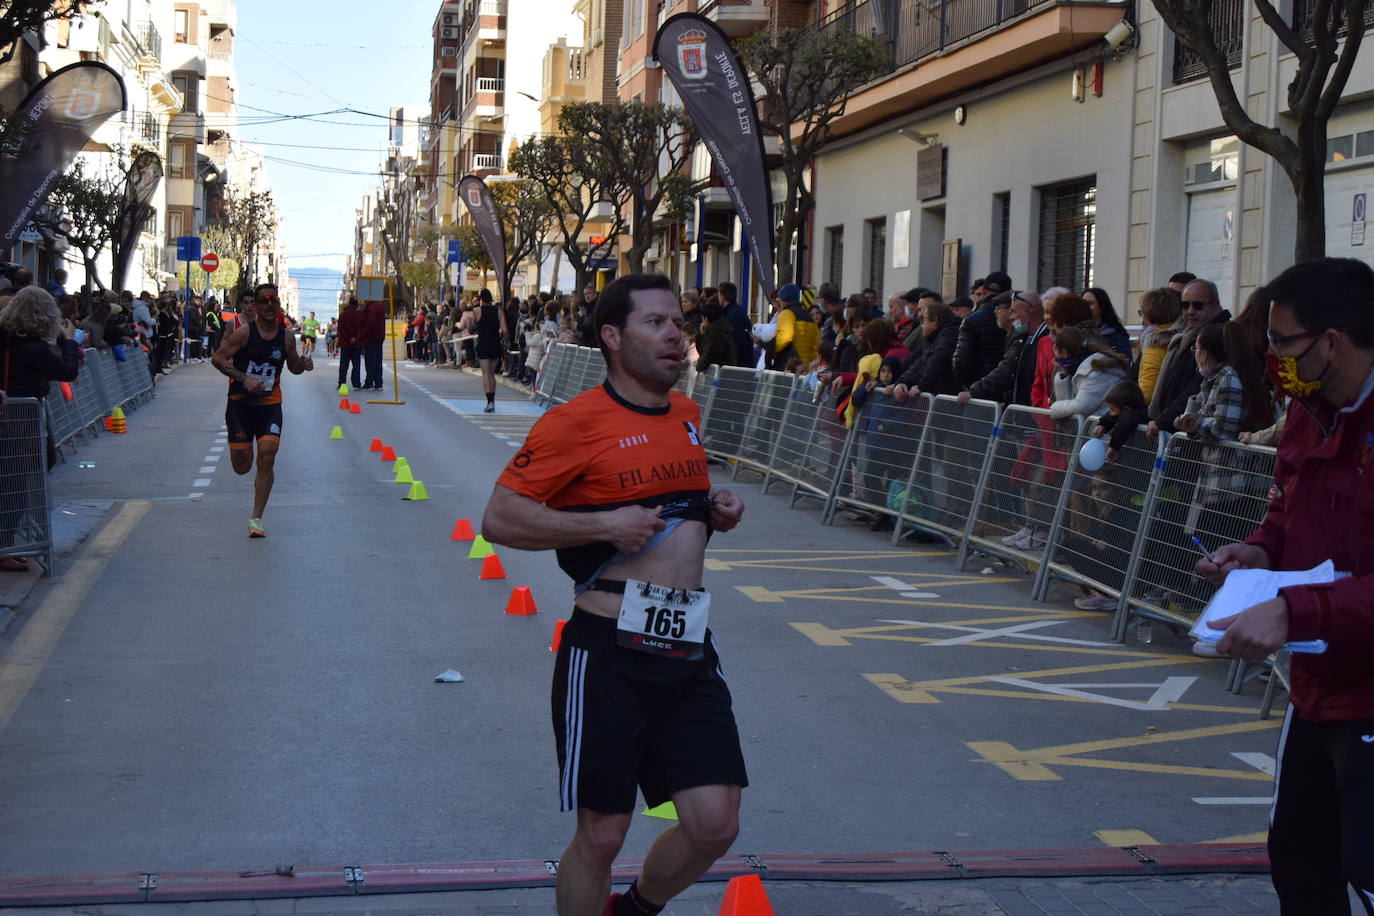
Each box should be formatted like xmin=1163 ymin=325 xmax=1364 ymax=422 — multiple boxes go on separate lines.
xmin=654 ymin=14 xmax=775 ymax=297
xmin=458 ymin=175 xmax=508 ymax=301
xmin=111 ymin=149 xmax=163 ymax=290
xmin=0 ymin=62 xmax=126 ymax=249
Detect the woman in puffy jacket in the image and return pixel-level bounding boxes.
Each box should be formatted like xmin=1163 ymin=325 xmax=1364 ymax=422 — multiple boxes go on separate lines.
xmin=1049 ymin=326 xmax=1131 ymax=420
xmin=1132 ymin=287 xmax=1182 ymax=401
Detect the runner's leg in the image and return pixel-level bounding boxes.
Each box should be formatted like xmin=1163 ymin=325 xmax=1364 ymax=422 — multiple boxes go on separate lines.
xmin=252 ymin=437 xmax=279 ymax=519
xmin=634 ymin=784 xmax=740 ymax=906
xmin=481 ymin=357 xmax=497 ymax=409
xmin=555 ymin=809 xmax=631 ymax=916
xmin=226 ymin=403 xmax=254 ymax=476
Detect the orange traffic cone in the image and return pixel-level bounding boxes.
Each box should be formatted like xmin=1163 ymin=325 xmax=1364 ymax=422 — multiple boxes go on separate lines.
xmin=450 ymin=519 xmax=475 ymax=541
xmin=504 ymin=586 xmax=538 ymax=615
xmin=549 ymin=619 xmax=566 ymax=652
xmin=717 ymin=874 xmax=773 ymax=916
xmin=349 ymin=402 xmax=361 ymax=414
xmin=104 ymin=416 xmax=113 ymax=431
xmin=338 ymin=398 xmax=350 ymax=410
xmin=369 ymin=438 xmax=383 ymax=452
xmin=479 ymin=554 xmax=506 ymax=580
xmin=380 ymin=445 xmax=396 ymax=461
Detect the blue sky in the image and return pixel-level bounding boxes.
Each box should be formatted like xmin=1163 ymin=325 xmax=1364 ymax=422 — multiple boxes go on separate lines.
xmin=233 ymin=1 xmax=437 ymax=284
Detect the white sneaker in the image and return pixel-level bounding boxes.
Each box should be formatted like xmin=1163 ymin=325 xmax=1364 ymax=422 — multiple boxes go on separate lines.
xmin=1025 ymin=529 xmax=1047 ymax=550
xmin=1001 ymin=526 xmax=1032 ymax=547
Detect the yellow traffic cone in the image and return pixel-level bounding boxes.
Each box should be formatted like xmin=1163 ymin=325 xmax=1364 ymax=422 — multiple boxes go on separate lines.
xmin=393 ymin=463 xmax=414 ymax=484
xmin=329 ymin=425 xmax=343 ymax=439
xmin=404 ymin=481 xmax=429 ymax=500
xmin=337 ymin=383 xmax=348 ymax=396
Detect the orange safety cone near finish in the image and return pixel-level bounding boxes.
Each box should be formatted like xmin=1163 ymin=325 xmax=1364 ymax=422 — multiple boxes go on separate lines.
xmin=369 ymin=438 xmax=383 ymax=452
xmin=380 ymin=445 xmax=396 ymax=462
xmin=349 ymin=402 xmax=361 ymax=414
xmin=339 ymin=398 xmax=350 ymax=410
xmin=479 ymin=554 xmax=506 ymax=580
xmin=549 ymin=619 xmax=566 ymax=652
xmin=503 ymin=586 xmax=538 ymax=615
xmin=109 ymin=407 xmax=126 ymax=434
xmin=717 ymin=874 xmax=774 ymax=916
xmin=450 ymin=519 xmax=475 ymax=541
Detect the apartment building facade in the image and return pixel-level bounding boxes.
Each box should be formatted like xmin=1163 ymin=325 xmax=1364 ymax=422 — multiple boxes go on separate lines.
xmin=806 ymin=0 xmax=1374 ymax=314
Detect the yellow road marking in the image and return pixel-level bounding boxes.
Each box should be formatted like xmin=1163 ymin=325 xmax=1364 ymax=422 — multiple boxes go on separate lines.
xmin=1201 ymin=831 xmax=1268 ymax=844
xmin=735 ymin=586 xmax=783 ymax=604
xmin=796 ymin=624 xmax=1154 ymax=656
xmin=0 ymin=501 xmax=151 ymax=734
xmin=1095 ymin=830 xmax=1160 ymax=847
xmin=967 ymin=719 xmax=1282 ymax=782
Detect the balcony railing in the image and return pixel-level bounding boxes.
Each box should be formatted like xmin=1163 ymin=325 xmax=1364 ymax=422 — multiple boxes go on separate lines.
xmin=1171 ymin=0 xmax=1242 ymax=83
xmin=476 ymin=77 xmax=505 ymax=92
xmin=474 ymin=153 xmax=501 ymax=170
xmin=817 ymin=0 xmax=1056 ymax=76
xmin=137 ymin=20 xmax=162 ymax=62
xmin=479 ymin=0 xmax=505 ymax=14
xmin=128 ymin=109 xmax=161 ymax=144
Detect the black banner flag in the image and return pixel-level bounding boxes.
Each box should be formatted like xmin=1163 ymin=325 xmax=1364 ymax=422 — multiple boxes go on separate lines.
xmin=111 ymin=149 xmax=163 ymax=291
xmin=0 ymin=62 xmax=126 ymax=248
xmin=458 ymin=175 xmax=508 ymax=301
xmin=654 ymin=14 xmax=775 ymax=296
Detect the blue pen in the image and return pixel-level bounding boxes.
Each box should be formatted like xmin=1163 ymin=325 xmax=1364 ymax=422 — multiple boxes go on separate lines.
xmin=1190 ymin=535 xmax=1215 ymax=564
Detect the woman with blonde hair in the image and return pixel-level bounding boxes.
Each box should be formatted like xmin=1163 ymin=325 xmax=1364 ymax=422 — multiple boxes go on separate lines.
xmin=1 ymin=287 xmax=80 ymax=572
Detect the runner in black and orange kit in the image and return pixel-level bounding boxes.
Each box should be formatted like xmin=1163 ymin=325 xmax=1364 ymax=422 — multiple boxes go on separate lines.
xmin=211 ymin=283 xmax=313 ymax=537
xmin=482 ymin=274 xmax=747 ymax=916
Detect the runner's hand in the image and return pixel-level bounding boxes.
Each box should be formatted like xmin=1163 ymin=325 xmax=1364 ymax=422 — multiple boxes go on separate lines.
xmin=300 ymin=357 xmax=314 ymax=372
xmin=601 ymin=505 xmax=666 ymax=554
xmin=709 ymin=489 xmax=744 ymax=533
xmin=241 ymin=377 xmax=265 ymax=393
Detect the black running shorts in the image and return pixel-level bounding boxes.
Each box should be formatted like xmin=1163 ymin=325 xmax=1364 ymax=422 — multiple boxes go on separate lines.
xmin=476 ymin=335 xmax=503 ymax=361
xmin=551 ymin=609 xmax=747 ymax=814
xmin=225 ymin=399 xmax=283 ymax=446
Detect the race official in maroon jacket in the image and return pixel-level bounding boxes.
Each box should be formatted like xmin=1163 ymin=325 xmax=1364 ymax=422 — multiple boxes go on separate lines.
xmin=1196 ymin=257 xmax=1374 ymax=916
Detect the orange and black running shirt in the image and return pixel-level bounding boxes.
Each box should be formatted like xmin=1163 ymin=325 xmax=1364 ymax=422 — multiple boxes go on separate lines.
xmin=496 ymin=381 xmax=712 ymax=585
xmin=227 ymin=320 xmax=286 ymax=405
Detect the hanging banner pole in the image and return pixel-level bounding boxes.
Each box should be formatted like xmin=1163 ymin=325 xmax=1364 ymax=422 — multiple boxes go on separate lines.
xmin=457 ymin=175 xmax=509 ymax=303
xmin=654 ymin=13 xmax=777 ymax=298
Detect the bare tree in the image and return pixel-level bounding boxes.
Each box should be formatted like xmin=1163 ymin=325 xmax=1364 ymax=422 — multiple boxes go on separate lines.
xmin=31 ymin=155 xmax=122 ymax=293
xmin=738 ymin=25 xmax=889 ymax=285
xmin=558 ymin=102 xmax=698 ymax=274
xmin=510 ymin=131 xmax=630 ymax=292
xmin=0 ymin=0 xmax=95 ymax=66
xmin=489 ymin=178 xmax=557 ymax=298
xmin=1150 ymin=0 xmax=1369 ymax=261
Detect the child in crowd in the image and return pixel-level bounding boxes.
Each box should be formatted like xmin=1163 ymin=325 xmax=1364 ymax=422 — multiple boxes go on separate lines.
xmin=800 ymin=339 xmax=834 ymax=392
xmin=1068 ymin=467 xmax=1142 ymax=610
xmin=1091 ymin=380 xmax=1149 ymax=464
xmin=1173 ymin=323 xmax=1272 ymax=443
xmin=856 ymin=355 xmax=908 ymax=529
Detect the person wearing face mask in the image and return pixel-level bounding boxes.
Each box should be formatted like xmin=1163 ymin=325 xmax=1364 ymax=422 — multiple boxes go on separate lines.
xmin=1194 ymin=257 xmax=1374 ymax=916
xmin=1146 ymin=278 xmax=1230 ymax=437
xmin=957 ymin=290 xmax=1035 ymax=406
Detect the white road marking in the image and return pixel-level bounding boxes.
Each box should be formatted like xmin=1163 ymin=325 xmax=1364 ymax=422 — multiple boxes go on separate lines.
xmin=1191 ymin=797 xmax=1272 ymax=805
xmin=1232 ymin=751 xmax=1277 ymax=775
xmin=208 ymin=446 xmax=224 ymax=452
xmin=192 ymin=478 xmax=211 ymax=487
xmin=870 ymin=575 xmax=940 ymax=598
xmin=198 ymin=466 xmax=215 ymax=474
xmin=986 ymin=675 xmax=1198 ymax=711
xmin=879 ymin=618 xmax=1120 ymax=648
xmin=204 ymin=454 xmax=221 ymax=462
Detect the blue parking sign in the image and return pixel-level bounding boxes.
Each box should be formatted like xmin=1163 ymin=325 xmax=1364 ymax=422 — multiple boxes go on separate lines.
xmin=176 ymin=236 xmax=202 ymax=261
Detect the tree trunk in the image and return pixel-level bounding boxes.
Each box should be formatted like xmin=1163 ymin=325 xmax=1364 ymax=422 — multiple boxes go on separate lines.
xmin=1293 ymin=116 xmax=1328 ymax=263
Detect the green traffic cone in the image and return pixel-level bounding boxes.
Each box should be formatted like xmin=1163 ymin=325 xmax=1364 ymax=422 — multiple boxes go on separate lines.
xmin=329 ymin=425 xmax=343 ymax=439
xmin=467 ymin=535 xmax=494 ymax=559
xmin=394 ymin=463 xmax=414 ymax=484
xmin=338 ymin=383 xmax=348 ymax=396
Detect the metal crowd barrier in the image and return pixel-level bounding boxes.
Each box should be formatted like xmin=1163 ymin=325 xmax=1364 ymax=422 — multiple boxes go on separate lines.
xmin=46 ymin=347 xmax=157 ymax=455
xmin=535 ymin=358 xmax=1284 ymax=644
xmin=0 ymin=397 xmax=54 ymax=574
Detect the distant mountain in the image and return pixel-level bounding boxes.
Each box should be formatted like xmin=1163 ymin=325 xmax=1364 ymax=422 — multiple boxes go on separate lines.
xmin=292 ymin=268 xmax=343 ymax=312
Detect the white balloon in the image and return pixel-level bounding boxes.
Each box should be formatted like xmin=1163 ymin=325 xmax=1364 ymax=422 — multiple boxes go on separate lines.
xmin=1079 ymin=437 xmax=1107 ymax=472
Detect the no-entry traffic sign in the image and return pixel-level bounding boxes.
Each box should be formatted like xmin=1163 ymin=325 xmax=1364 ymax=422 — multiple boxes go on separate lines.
xmin=201 ymin=252 xmax=219 ymax=272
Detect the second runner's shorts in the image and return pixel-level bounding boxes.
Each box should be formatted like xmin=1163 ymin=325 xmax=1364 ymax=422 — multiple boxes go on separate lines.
xmin=225 ymin=399 xmax=283 ymax=446
xmin=551 ymin=609 xmax=748 ymax=813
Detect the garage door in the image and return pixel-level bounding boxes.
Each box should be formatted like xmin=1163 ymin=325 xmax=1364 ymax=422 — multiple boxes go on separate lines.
xmin=1184 ymin=187 xmax=1236 ymax=307
xmin=1324 ymin=166 xmax=1374 ymax=268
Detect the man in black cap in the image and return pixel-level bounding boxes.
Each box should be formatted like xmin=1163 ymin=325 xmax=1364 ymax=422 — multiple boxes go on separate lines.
xmin=952 ymin=272 xmax=1011 ymax=388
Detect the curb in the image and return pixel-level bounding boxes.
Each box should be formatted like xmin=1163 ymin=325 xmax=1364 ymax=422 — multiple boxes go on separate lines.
xmin=0 ymin=845 xmax=1269 ymax=906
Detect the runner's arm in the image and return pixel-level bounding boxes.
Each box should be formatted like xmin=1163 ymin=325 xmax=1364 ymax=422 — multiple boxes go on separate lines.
xmin=284 ymin=332 xmax=313 ymax=373
xmin=211 ymin=325 xmax=262 ymax=391
xmin=483 ymin=484 xmax=664 ymax=553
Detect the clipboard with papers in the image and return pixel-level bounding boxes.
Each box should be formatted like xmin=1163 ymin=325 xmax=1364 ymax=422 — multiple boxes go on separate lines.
xmin=1189 ymin=560 xmax=1340 ymax=654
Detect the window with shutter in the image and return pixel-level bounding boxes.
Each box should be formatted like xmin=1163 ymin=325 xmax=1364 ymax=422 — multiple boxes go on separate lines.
xmin=1037 ymin=179 xmax=1096 ymax=292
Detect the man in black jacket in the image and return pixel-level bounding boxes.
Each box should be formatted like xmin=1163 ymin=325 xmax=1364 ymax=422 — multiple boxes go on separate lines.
xmin=718 ymin=281 xmax=754 ymax=368
xmin=1147 ymin=278 xmax=1230 ymax=436
xmin=952 ymin=270 xmax=1010 ymax=388
xmin=957 ymin=290 xmax=1045 ymax=406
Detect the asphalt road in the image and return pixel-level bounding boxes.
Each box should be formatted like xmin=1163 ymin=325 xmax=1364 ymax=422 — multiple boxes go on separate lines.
xmin=0 ymin=357 xmax=1279 ymax=881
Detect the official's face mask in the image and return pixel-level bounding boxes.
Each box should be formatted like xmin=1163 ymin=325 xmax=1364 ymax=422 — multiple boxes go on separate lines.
xmin=1054 ymin=357 xmax=1076 ymax=371
xmin=1012 ymin=319 xmax=1028 ymax=335
xmin=1265 ymin=335 xmax=1327 ymax=399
